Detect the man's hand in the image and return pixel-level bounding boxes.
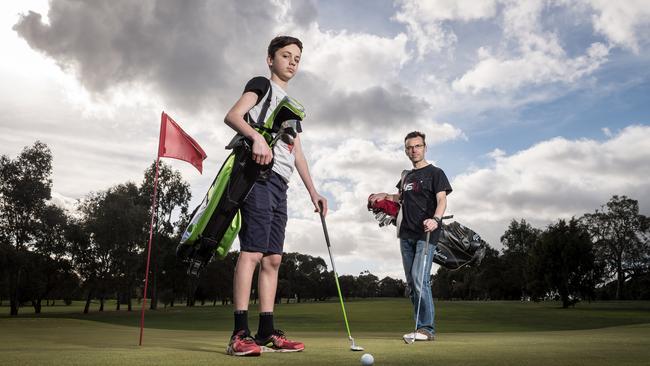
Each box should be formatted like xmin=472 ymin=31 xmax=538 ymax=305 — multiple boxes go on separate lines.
xmin=313 ymin=194 xmax=328 ymax=216
xmin=251 ymin=133 xmax=273 ymax=165
xmin=423 ymin=218 xmax=439 ymax=232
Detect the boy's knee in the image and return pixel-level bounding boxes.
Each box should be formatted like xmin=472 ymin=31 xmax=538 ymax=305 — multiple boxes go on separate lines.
xmin=239 ymin=251 xmax=263 ymax=265
xmin=261 ymin=254 xmax=282 ymax=271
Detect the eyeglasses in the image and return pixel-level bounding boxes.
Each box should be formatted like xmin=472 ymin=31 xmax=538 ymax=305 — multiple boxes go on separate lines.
xmin=405 ymin=144 xmax=425 ymax=151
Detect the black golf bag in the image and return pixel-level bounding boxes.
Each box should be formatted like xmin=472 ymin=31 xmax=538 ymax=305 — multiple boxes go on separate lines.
xmin=433 ymin=221 xmax=487 ymax=270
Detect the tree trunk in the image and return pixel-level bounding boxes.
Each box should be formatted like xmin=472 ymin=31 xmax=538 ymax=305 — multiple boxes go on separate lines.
xmin=616 ymin=265 xmax=624 ymax=300
xmin=150 ymin=264 xmax=158 ymax=310
xmin=116 ymin=293 xmax=121 ymax=311
xmin=8 ymin=266 xmax=23 ymax=316
xmin=32 ymin=298 xmax=42 ymax=314
xmin=128 ymin=284 xmax=133 ymax=311
xmin=99 ymin=296 xmax=104 ymax=312
xmin=84 ymin=289 xmax=93 ymax=314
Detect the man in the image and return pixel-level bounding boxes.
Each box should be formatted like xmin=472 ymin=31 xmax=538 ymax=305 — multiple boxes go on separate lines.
xmin=223 ymin=36 xmax=327 ymax=356
xmin=369 ymin=131 xmax=452 ymax=342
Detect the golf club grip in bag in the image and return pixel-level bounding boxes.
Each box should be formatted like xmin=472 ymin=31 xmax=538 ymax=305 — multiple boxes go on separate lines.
xmin=433 ymin=221 xmax=487 ymax=270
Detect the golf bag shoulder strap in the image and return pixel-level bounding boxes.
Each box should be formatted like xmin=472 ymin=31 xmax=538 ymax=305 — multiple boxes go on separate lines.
xmin=395 ymin=169 xmax=410 ymax=237
xmin=255 ymin=78 xmax=273 ymax=127
xmin=398 ymin=169 xmax=411 ymax=201
xmin=241 ymin=77 xmax=273 ymax=128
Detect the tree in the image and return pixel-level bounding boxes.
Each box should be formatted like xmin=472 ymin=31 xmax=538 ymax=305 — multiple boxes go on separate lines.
xmin=500 ymin=219 xmax=541 ymax=299
xmin=196 ymin=251 xmax=237 ymax=305
xmin=0 ymin=141 xmax=52 ymax=315
xmin=33 ymin=204 xmax=76 ymax=308
xmin=140 ymin=161 xmax=191 ymax=309
xmin=582 ymin=195 xmax=650 ymax=299
xmin=338 ymin=275 xmax=357 ymax=299
xmin=527 ymin=219 xmax=601 ymax=308
xmin=356 ymin=270 xmax=379 ymax=298
xmin=378 ymin=276 xmax=406 ymax=297
xmin=280 ymin=253 xmax=328 ymax=302
xmin=77 ymin=183 xmax=148 ymax=312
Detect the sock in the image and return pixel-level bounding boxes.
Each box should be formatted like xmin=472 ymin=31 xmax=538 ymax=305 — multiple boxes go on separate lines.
xmin=257 ymin=312 xmax=274 ymax=339
xmin=233 ymin=310 xmax=249 ymax=335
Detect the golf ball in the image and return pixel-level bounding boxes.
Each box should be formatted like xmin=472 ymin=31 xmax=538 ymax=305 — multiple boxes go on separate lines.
xmin=360 ymin=353 xmax=374 ymax=366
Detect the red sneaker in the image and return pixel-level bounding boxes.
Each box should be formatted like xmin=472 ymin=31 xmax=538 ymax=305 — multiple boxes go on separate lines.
xmin=255 ymin=329 xmax=305 ymax=352
xmin=227 ymin=330 xmax=261 ymax=357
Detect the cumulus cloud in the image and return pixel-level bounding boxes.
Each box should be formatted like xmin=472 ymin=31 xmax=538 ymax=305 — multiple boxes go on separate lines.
xmin=12 ymin=0 xmax=449 ymax=143
xmin=449 ymin=125 xmax=650 ymax=247
xmin=282 ymin=138 xmax=417 ymax=276
xmin=12 ymin=0 xmax=283 ymax=112
xmin=9 ymin=0 xmax=461 ymax=202
xmin=451 ymin=0 xmax=612 ymax=94
xmin=394 ymin=0 xmax=497 ymax=57
xmin=292 ymin=75 xmax=463 ymax=142
xmin=452 ymin=42 xmax=610 ymax=94
xmin=583 ymin=0 xmax=650 ymax=53
xmin=296 ymin=25 xmax=410 ymax=92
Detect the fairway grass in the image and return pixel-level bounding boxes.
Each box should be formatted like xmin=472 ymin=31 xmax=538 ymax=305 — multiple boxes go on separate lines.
xmin=2 ymin=299 xmax=649 ymax=365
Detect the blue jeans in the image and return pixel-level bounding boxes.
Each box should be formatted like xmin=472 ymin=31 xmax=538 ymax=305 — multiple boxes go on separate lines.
xmin=400 ymin=237 xmax=436 ymax=335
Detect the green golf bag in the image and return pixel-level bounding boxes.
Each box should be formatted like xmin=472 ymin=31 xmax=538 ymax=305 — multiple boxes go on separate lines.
xmin=177 ymin=81 xmax=305 ymax=275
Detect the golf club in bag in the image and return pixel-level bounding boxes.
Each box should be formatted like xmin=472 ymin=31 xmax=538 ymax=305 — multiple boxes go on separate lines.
xmin=318 ymin=203 xmax=364 ymax=352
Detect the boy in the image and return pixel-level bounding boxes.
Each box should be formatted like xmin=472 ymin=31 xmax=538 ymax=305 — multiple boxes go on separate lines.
xmin=223 ymin=36 xmax=327 ymax=356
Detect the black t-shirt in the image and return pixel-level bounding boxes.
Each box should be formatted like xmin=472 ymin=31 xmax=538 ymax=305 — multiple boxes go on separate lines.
xmin=396 ymin=164 xmax=452 ymax=242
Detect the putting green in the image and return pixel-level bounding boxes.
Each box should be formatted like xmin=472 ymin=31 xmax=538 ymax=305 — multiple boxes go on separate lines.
xmin=2 ymin=300 xmax=649 ymax=365
xmin=1 ymin=317 xmax=649 ymax=365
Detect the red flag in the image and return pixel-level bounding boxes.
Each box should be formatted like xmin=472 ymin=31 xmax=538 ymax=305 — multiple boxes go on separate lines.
xmin=158 ymin=112 xmax=207 ymax=173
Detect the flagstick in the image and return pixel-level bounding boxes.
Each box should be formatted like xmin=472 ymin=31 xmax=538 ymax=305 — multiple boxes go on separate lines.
xmin=139 ymin=156 xmax=160 ymax=346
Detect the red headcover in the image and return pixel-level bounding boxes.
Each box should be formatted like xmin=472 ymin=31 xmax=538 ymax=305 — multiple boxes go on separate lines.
xmin=367 ymin=195 xmax=400 ymax=217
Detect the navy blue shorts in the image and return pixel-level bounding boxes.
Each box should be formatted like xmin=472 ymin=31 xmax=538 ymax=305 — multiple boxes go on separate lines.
xmin=239 ymin=171 xmax=288 ymax=254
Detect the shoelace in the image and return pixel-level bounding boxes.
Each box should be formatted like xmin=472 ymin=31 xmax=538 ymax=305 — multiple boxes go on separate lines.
xmin=272 ymin=329 xmax=287 ymax=339
xmin=235 ymin=330 xmax=256 ymax=342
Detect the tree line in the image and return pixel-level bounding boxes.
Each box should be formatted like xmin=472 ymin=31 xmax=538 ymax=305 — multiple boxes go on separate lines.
xmin=1 ymin=142 xmax=648 ymax=315
xmin=435 ymin=195 xmax=650 ymax=307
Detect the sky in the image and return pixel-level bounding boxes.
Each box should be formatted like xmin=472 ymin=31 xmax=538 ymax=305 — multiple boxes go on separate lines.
xmin=1 ymin=0 xmax=649 ymax=280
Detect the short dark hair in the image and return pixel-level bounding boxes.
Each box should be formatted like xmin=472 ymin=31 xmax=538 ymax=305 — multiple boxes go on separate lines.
xmin=404 ymin=131 xmax=426 ymax=145
xmin=268 ymin=36 xmax=303 ymax=58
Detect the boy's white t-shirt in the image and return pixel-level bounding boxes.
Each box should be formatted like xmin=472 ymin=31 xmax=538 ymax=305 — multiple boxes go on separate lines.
xmin=246 ymin=78 xmax=296 ymax=183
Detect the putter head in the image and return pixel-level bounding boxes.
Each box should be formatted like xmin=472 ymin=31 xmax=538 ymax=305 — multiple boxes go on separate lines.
xmin=350 ymin=338 xmax=364 ymax=351
xmin=403 ymin=333 xmax=416 ymax=344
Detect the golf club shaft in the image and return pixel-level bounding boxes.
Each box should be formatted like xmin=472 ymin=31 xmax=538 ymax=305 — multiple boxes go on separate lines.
xmin=319 ymin=208 xmax=354 ymax=340
xmin=413 ymin=231 xmax=431 ymax=335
